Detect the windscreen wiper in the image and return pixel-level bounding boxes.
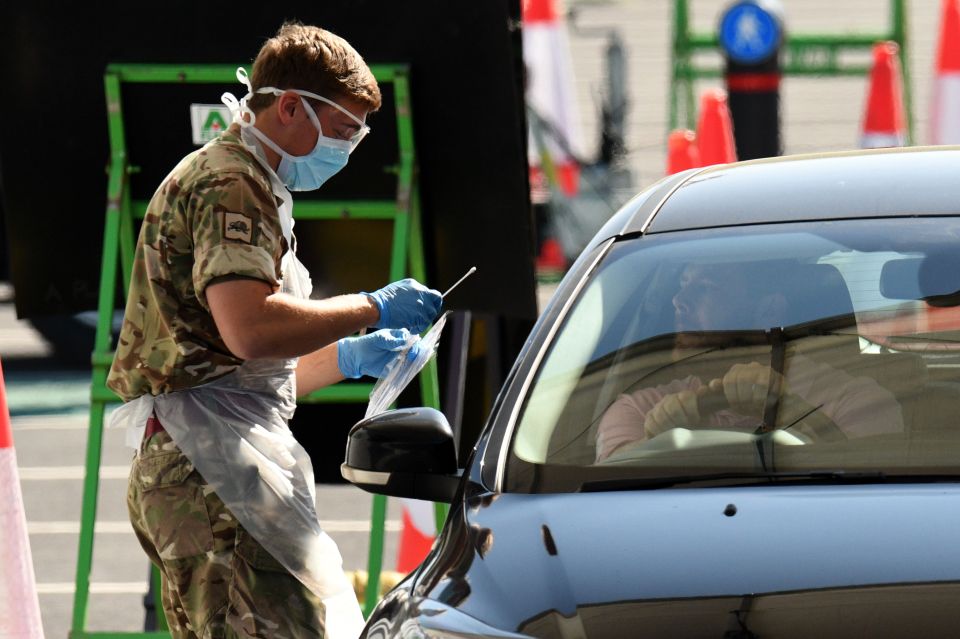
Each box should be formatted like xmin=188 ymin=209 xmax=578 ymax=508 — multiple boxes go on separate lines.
xmin=579 ymin=470 xmax=889 ymax=492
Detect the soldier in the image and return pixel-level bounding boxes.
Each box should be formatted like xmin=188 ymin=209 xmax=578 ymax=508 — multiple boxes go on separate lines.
xmin=109 ymin=23 xmax=441 ymax=638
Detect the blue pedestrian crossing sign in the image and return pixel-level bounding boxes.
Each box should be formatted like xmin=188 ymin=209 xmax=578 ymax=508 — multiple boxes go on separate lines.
xmin=719 ymin=1 xmax=783 ymax=65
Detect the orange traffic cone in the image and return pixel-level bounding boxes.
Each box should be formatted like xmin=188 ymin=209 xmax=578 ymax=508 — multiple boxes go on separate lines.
xmin=860 ymin=41 xmax=907 ymax=148
xmin=695 ymin=89 xmax=737 ymax=166
xmin=396 ymin=499 xmax=436 ymax=573
xmin=0 ymin=358 xmax=44 ymax=638
xmin=666 ymin=129 xmax=701 ymax=175
xmin=536 ymin=237 xmax=567 ymax=274
xmin=523 ymin=0 xmax=582 ymax=197
xmin=931 ymin=0 xmax=960 ymax=144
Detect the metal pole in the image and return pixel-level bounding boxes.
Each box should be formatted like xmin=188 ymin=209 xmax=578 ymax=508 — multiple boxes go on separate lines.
xmin=363 ymin=494 xmax=387 ymax=617
xmin=71 ymin=71 xmax=129 ymax=638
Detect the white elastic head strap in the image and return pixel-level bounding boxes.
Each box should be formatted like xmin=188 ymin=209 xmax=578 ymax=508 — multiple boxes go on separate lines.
xmin=220 ymin=67 xmax=258 ymax=127
xmin=220 ymin=69 xmax=292 ymax=180
xmin=221 ymin=67 xmax=369 ymax=150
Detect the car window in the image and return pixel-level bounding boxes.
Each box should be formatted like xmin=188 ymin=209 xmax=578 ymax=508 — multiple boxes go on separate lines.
xmin=506 ymin=218 xmax=960 ymax=493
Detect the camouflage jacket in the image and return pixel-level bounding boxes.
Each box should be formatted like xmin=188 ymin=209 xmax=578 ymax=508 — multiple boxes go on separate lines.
xmin=107 ymin=124 xmax=287 ymax=401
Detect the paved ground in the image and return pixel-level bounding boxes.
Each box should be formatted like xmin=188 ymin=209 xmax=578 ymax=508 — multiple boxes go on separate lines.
xmin=13 ymin=411 xmax=405 ymax=637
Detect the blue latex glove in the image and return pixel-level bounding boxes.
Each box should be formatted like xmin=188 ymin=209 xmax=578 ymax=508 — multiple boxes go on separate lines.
xmin=337 ymin=329 xmax=423 ymax=379
xmin=363 ymin=278 xmax=442 ymax=333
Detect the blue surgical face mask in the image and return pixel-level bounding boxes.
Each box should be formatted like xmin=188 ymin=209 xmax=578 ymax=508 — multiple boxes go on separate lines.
xmin=268 ymin=98 xmax=352 ymax=191
xmin=221 ymin=68 xmax=370 ymax=192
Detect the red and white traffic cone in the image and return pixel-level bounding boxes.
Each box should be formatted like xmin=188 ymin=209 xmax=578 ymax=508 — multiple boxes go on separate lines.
xmin=931 ymin=0 xmax=960 ymax=144
xmin=695 ymin=89 xmax=737 ymax=166
xmin=0 ymin=358 xmax=45 ymax=638
xmin=523 ymin=0 xmax=582 ymax=197
xmin=396 ymin=499 xmax=436 ymax=573
xmin=860 ymin=41 xmax=907 ymax=148
xmin=666 ymin=129 xmax=701 ymax=175
xmin=536 ymin=237 xmax=567 ymax=274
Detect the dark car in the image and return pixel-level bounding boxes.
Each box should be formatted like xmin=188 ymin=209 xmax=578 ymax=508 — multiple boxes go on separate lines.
xmin=343 ymin=146 xmax=960 ymax=638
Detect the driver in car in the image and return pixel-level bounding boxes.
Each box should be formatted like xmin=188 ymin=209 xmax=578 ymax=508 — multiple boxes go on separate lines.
xmin=595 ymin=262 xmax=904 ymax=463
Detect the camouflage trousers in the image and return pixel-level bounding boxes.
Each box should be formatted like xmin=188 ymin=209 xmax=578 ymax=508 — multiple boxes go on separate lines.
xmin=127 ymin=429 xmax=326 ymax=638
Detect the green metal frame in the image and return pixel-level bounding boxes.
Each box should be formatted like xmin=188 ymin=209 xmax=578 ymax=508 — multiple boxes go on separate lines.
xmin=671 ymin=0 xmax=912 ymax=143
xmin=72 ymin=63 xmax=443 ymax=638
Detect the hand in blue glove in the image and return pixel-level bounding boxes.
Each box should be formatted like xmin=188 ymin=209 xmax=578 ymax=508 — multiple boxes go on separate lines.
xmin=337 ymin=329 xmax=424 ymax=379
xmin=363 ymin=278 xmax=442 ymax=334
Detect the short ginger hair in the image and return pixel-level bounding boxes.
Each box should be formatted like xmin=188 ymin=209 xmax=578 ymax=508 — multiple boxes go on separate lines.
xmin=247 ymin=22 xmax=381 ymax=113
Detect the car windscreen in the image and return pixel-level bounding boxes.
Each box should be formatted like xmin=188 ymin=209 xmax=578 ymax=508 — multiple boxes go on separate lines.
xmin=506 ymin=218 xmax=960 ymax=493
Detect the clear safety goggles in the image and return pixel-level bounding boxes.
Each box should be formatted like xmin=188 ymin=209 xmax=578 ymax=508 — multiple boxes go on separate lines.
xmin=231 ymin=67 xmax=371 ymax=152
xmin=253 ymin=87 xmax=370 ymax=151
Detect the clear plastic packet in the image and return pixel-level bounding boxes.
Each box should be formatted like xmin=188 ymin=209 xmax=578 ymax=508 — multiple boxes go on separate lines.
xmin=365 ymin=311 xmax=451 ymax=418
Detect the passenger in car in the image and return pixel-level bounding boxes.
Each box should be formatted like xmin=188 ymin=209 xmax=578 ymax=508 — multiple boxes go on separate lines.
xmin=595 ymin=263 xmax=904 ymax=462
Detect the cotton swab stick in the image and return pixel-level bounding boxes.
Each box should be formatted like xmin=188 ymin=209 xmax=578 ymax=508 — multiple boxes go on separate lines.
xmin=442 ymin=266 xmax=477 ymax=298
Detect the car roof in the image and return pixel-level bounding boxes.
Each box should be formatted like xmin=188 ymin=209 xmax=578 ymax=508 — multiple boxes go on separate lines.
xmin=618 ymin=146 xmax=960 ymax=236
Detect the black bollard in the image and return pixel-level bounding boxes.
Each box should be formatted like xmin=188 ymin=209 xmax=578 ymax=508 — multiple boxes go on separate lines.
xmin=718 ymin=0 xmax=785 ymax=160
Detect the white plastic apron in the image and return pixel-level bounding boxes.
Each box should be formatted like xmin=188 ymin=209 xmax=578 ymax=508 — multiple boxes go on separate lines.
xmin=113 ymin=122 xmax=364 ymax=637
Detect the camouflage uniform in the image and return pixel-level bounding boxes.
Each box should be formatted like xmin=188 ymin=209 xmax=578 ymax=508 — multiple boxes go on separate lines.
xmin=113 ymin=125 xmax=326 ymax=637
xmin=128 ymin=428 xmax=325 ymax=638
xmin=108 ymin=123 xmax=286 ymax=402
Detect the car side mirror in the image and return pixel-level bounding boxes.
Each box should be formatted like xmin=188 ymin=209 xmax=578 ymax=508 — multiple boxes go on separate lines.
xmin=341 ymin=407 xmax=461 ymax=503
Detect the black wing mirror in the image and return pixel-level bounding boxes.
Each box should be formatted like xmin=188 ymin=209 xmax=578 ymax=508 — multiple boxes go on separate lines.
xmin=341 ymin=407 xmax=461 ymax=503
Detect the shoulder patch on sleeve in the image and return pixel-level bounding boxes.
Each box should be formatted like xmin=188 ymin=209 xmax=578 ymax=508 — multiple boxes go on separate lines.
xmin=223 ymin=212 xmax=254 ymax=243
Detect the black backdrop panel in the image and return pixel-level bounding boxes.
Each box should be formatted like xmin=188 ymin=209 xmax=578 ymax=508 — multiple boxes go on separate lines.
xmin=0 ymin=0 xmax=536 ymax=319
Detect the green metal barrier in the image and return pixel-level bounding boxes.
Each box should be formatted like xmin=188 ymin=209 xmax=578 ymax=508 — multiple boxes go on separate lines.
xmin=671 ymin=0 xmax=912 ymax=142
xmin=72 ymin=63 xmax=445 ymax=638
